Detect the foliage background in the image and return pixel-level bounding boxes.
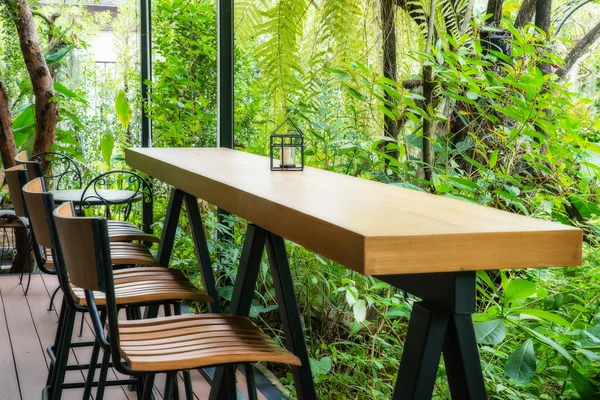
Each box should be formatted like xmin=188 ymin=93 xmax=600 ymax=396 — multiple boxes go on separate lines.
xmin=1 ymin=0 xmax=600 ymax=398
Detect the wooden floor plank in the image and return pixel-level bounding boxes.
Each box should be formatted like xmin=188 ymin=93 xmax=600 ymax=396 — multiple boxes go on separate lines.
xmin=0 ymin=275 xmax=49 ymax=400
xmin=0 ymin=276 xmax=22 ymax=400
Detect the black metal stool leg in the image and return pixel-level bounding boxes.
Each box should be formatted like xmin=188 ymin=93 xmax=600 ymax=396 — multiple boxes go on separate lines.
xmin=48 ymin=286 xmax=60 ymax=311
xmin=183 ymin=370 xmax=194 ymax=400
xmin=82 ymin=338 xmax=101 ymax=400
xmin=23 ymin=233 xmax=33 ymax=296
xmin=142 ymin=374 xmax=156 ymax=400
xmin=165 ymin=372 xmax=177 ymax=400
xmin=79 ymin=311 xmax=86 ymax=336
xmin=50 ymin=304 xmax=76 ymax=400
xmin=244 ymin=364 xmax=258 ymax=400
xmin=95 ymin=348 xmax=111 ymax=400
xmin=46 ymin=297 xmax=67 ymax=386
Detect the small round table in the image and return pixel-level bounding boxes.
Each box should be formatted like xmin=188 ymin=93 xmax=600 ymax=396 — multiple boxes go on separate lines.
xmin=51 ymin=189 xmax=142 ymax=205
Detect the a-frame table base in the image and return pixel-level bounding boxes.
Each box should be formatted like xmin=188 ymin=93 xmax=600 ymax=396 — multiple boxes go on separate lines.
xmin=156 ymin=188 xmax=487 ymax=400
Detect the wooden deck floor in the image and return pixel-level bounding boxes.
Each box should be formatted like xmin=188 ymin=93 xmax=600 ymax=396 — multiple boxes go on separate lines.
xmin=0 ymin=273 xmax=274 ymax=400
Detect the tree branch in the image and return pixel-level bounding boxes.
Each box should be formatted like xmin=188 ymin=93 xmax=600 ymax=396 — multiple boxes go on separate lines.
xmin=557 ymin=21 xmax=600 ymax=77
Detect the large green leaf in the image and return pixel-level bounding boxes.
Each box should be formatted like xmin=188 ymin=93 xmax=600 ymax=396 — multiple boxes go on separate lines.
xmin=45 ymin=45 xmax=75 ymax=66
xmin=115 ymin=90 xmax=132 ymax=131
xmin=505 ymin=339 xmax=536 ymax=383
xmin=474 ymin=319 xmax=506 ymax=345
xmin=101 ymin=131 xmax=114 ymax=168
xmin=12 ymin=104 xmax=35 ymax=132
xmin=504 ymin=279 xmax=536 ymax=304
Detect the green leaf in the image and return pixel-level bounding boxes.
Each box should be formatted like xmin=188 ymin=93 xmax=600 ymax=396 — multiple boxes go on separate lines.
xmin=504 ymin=279 xmax=536 ymax=304
xmin=477 ymin=270 xmax=498 ymax=294
xmin=310 ymin=356 xmax=332 ymax=375
xmin=517 ymin=309 xmax=570 ymax=327
xmin=567 ymin=363 xmax=598 ymax=400
xmin=474 ymin=319 xmax=506 ymax=345
xmin=12 ymin=104 xmax=34 ymax=131
xmin=521 ymin=325 xmax=576 ymax=362
xmin=45 ymin=45 xmax=75 ymax=65
xmin=115 ymin=90 xmax=132 ymax=131
xmin=505 ymin=339 xmax=536 ymax=383
xmin=101 ymin=131 xmax=114 ymax=168
xmin=489 ymin=150 xmax=498 ymax=168
xmin=54 ymin=82 xmax=89 ymax=106
xmin=353 ymin=299 xmax=367 ymax=323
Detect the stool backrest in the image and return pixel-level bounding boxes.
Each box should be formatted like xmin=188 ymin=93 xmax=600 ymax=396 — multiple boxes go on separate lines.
xmin=22 ymin=178 xmax=53 ymax=248
xmin=15 ymin=151 xmax=42 ymax=180
xmin=53 ymin=202 xmax=108 ymax=292
xmin=5 ymin=165 xmax=29 ymax=218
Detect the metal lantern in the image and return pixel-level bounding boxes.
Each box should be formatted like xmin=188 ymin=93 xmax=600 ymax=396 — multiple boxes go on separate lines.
xmin=270 ymin=117 xmax=304 ymax=171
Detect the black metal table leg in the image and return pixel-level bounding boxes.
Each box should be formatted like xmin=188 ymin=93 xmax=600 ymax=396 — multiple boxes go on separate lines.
xmin=209 ymin=224 xmax=267 ymax=400
xmin=393 ymin=302 xmax=449 ymax=399
xmin=265 ymin=232 xmax=317 ymax=399
xmin=184 ymin=193 xmax=221 ymax=313
xmin=145 ymin=188 xmax=185 ymax=319
xmin=380 ymin=272 xmax=487 ymax=400
xmin=443 ymin=314 xmax=487 ymax=399
xmin=157 ymin=188 xmax=185 ymax=267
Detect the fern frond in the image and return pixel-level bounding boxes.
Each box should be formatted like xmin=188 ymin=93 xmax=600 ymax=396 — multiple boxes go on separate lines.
xmin=235 ymin=0 xmax=271 ymax=44
xmin=255 ymin=0 xmax=310 ymax=117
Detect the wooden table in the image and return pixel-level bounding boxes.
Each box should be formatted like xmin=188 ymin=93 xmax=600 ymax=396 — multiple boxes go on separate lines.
xmin=126 ymin=147 xmax=582 ymax=400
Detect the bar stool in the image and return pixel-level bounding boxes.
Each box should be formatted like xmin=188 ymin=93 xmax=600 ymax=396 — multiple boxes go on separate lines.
xmin=53 ymin=201 xmax=302 ymax=400
xmin=22 ymin=178 xmax=212 ymax=400
xmin=4 ymin=165 xmax=54 ymax=295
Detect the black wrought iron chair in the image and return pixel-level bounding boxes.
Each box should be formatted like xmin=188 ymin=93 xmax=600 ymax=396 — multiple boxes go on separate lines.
xmin=79 ymin=169 xmax=152 ymax=231
xmin=22 ymin=180 xmax=212 ymax=400
xmin=53 ymin=201 xmax=302 ymax=400
xmin=30 ymin=151 xmax=83 ymax=190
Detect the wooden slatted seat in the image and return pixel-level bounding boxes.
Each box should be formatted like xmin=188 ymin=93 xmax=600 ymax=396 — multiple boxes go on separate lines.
xmin=69 ymin=268 xmax=211 ymax=306
xmin=106 ymin=220 xmax=160 ymax=243
xmin=116 ymin=314 xmax=300 ymax=372
xmin=44 ymin=248 xmax=55 ymax=269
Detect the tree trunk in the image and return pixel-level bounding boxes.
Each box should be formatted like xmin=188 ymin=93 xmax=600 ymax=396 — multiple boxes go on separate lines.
xmin=486 ymin=0 xmax=504 ymax=27
xmin=381 ymin=0 xmax=398 ymax=161
xmin=0 ymin=76 xmax=31 ymax=274
xmin=10 ymin=0 xmax=58 ymax=154
xmin=534 ymin=0 xmax=552 ymax=36
xmin=0 ymin=78 xmax=17 ymax=170
xmin=515 ymin=0 xmax=536 ymax=28
xmin=557 ymin=21 xmax=600 ymax=77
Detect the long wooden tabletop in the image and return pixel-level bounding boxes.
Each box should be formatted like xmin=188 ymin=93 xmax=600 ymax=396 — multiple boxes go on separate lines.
xmin=126 ymin=147 xmax=582 ymax=276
